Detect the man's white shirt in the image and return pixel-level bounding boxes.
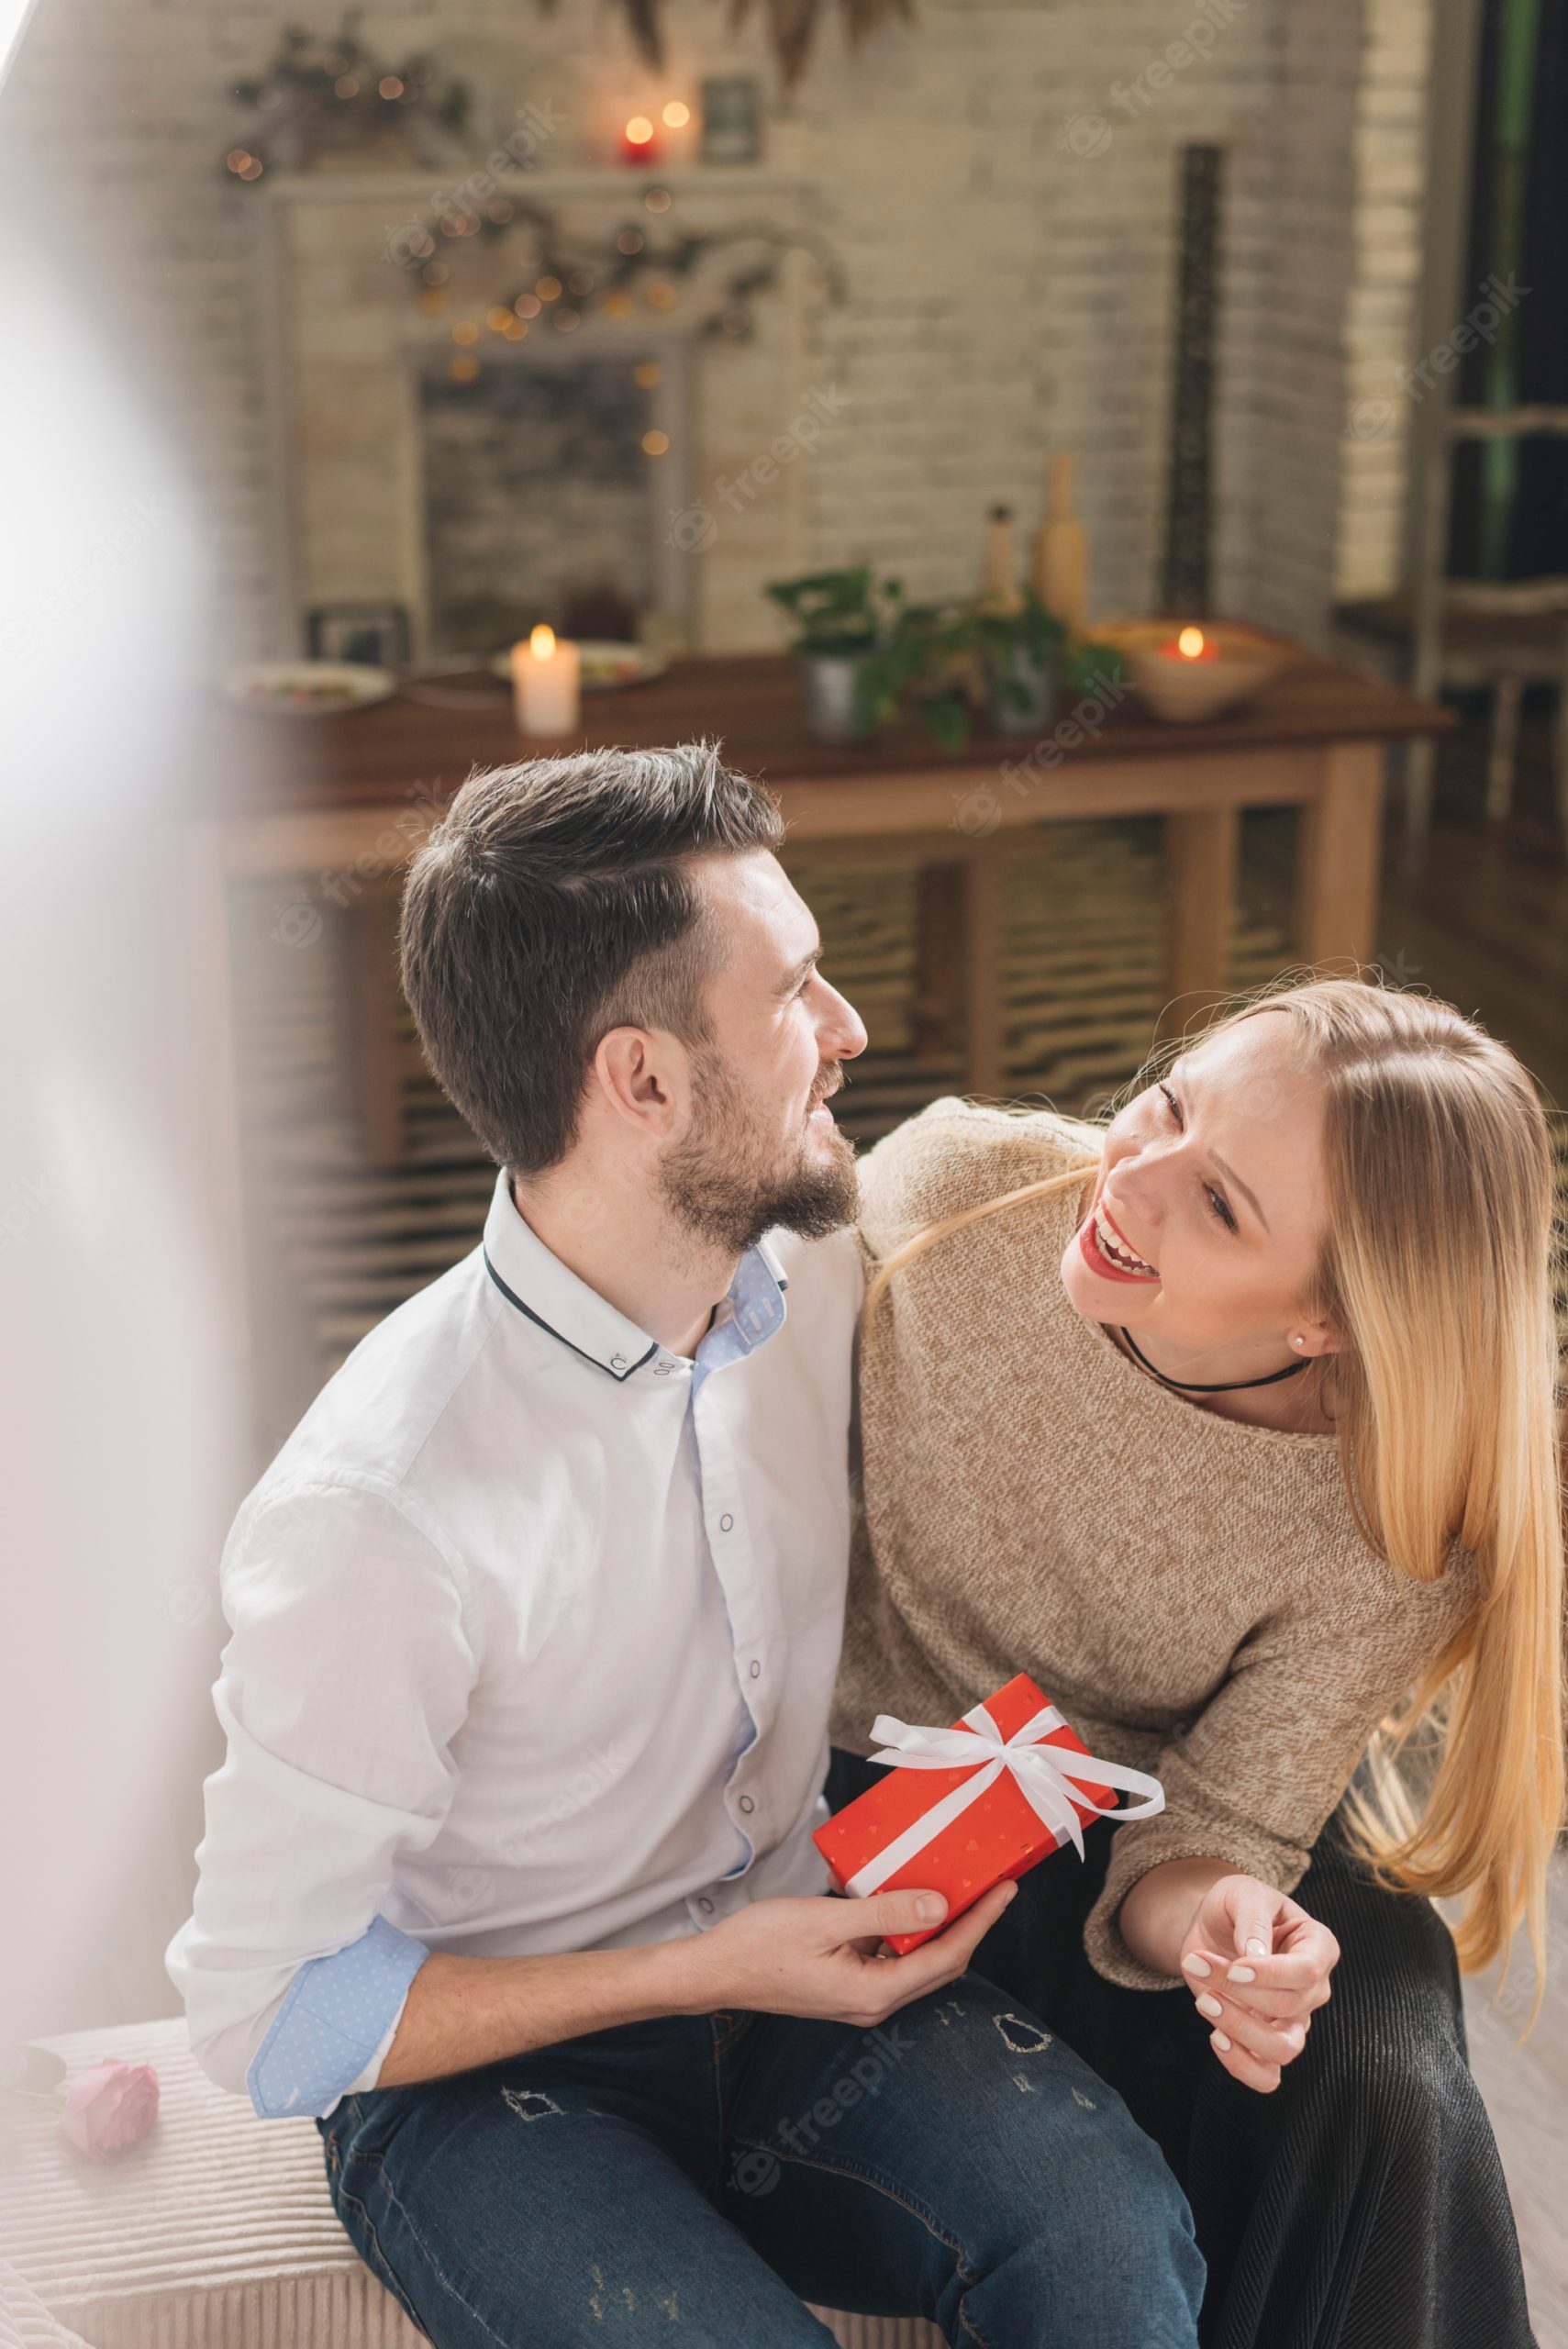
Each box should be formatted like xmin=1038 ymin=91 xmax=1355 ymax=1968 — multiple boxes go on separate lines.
xmin=164 ymin=1170 xmax=863 ymax=2116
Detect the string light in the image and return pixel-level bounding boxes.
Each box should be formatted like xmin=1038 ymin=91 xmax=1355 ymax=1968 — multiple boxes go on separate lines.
xmin=644 ymin=187 xmax=673 ymax=213
xmin=485 ymin=305 xmax=514 ymax=333
xmin=450 ymin=354 xmax=480 ymax=384
xmin=514 ymin=293 xmax=541 ymax=318
xmin=641 ymin=429 xmax=671 ymax=457
xmin=378 ymin=74 xmax=405 ymax=99
xmin=602 ymin=292 xmax=634 ymax=318
xmin=567 ymin=268 xmax=595 ymax=295
xmin=333 ymin=73 xmax=359 ymax=98
xmin=422 ymin=261 xmax=449 ymax=284
xmin=633 ymin=360 xmax=662 ymax=388
xmin=535 ymin=274 xmax=562 ymax=301
xmin=553 ymin=307 xmax=581 ymax=332
xmin=451 ymin=319 xmax=481 ymax=345
xmin=616 ymin=228 xmax=644 ymax=255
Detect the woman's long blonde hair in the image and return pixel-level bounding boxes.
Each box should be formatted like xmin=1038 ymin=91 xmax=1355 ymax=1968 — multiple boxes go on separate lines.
xmin=866 ymin=976 xmax=1566 ymax=2017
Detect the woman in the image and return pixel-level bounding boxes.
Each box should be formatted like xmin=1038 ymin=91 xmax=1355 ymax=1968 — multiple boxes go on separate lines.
xmin=828 ymin=977 xmax=1562 ymax=2348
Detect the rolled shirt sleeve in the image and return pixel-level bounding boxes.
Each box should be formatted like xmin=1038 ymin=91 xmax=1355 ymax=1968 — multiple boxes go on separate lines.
xmin=1083 ymin=1553 xmax=1476 ymax=1992
xmin=164 ymin=1475 xmax=480 ymax=2110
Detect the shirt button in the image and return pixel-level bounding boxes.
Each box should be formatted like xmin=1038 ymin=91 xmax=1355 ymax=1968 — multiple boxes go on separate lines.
xmin=719 ymin=1513 xmax=734 ymax=1532
xmin=698 ymin=1897 xmax=715 ymax=1915
xmin=610 ymin=1353 xmax=628 ymax=1371
xmin=748 ymin=1659 xmax=761 ymax=1679
xmin=739 ymin=1795 xmax=755 ymax=1814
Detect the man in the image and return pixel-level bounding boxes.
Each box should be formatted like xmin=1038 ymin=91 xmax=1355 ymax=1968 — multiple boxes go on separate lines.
xmin=167 ymin=743 xmax=1204 ymax=2347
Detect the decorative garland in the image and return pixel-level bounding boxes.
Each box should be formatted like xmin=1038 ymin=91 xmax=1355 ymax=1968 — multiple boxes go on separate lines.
xmin=224 ymin=14 xmax=471 ymax=181
xmin=533 ymin=0 xmax=917 ymax=89
xmin=392 ymin=193 xmax=847 ymax=353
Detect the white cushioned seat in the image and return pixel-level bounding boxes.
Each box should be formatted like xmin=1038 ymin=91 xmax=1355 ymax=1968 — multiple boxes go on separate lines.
xmin=0 ymin=2021 xmax=940 ymax=2349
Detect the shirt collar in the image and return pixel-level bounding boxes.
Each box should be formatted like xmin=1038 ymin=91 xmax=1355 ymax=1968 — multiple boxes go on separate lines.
xmin=482 ymin=1170 xmax=788 ymax=1385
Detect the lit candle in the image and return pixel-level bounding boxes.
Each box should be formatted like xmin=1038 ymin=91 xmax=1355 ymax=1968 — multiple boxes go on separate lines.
xmin=1158 ymin=624 xmax=1218 ymax=662
xmin=512 ymin=625 xmax=581 ymax=737
xmin=622 ymin=113 xmax=659 ymax=166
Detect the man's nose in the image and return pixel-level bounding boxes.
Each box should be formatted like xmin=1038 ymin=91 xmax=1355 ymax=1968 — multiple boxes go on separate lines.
xmin=822 ymin=980 xmax=869 ymax=1062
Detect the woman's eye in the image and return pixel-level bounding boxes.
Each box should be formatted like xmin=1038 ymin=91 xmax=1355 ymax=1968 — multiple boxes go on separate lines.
xmin=1206 ymin=1186 xmax=1239 ymax=1234
xmin=1159 ymin=1082 xmax=1184 ymax=1127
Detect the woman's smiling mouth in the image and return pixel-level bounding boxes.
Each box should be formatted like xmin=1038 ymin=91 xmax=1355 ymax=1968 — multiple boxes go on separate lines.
xmin=1078 ymin=1198 xmax=1162 ymax=1285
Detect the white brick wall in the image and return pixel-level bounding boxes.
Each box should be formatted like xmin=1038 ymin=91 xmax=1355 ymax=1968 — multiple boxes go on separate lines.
xmin=7 ymin=0 xmax=1435 ymax=659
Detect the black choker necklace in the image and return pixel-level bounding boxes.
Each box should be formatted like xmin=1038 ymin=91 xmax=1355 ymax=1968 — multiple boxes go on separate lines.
xmin=1118 ymin=1327 xmax=1313 ymax=1394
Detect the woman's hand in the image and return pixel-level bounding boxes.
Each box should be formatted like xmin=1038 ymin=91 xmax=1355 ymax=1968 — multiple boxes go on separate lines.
xmin=1177 ymin=1873 xmax=1339 ymax=2094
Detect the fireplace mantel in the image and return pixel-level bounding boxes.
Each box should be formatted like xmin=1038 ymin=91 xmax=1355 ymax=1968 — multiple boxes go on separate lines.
xmin=245 ymin=163 xmax=829 ymax=662
xmin=249 ymin=167 xmax=818 ymax=208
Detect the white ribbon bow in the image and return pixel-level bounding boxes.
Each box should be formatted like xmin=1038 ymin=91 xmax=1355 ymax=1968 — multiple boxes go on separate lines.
xmin=844 ymin=1699 xmax=1166 ymax=1901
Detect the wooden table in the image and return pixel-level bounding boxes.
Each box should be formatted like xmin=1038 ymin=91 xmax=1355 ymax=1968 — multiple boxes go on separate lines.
xmin=212 ymin=640 xmax=1453 ymax=1159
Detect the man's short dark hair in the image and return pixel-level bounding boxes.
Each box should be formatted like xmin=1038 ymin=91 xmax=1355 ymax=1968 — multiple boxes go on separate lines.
xmin=399 ymin=741 xmax=785 ymax=1176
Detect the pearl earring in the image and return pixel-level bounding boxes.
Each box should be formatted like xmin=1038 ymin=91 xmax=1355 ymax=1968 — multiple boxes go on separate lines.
xmin=1290 ymin=1335 xmax=1306 ymax=1348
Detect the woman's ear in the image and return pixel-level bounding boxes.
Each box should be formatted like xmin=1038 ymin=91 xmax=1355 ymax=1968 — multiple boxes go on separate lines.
xmin=1285 ymin=1319 xmax=1340 ymax=1360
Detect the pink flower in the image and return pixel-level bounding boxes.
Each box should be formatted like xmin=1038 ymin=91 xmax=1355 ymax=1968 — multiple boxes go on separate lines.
xmin=57 ymin=2060 xmax=160 ymax=2162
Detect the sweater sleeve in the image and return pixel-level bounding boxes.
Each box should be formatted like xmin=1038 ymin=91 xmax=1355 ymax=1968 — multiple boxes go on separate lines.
xmin=1081 ymin=1551 xmax=1475 ymax=1992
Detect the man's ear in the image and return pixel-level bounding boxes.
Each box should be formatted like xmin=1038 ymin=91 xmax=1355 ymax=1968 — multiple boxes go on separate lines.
xmin=590 ymin=1024 xmax=690 ymax=1139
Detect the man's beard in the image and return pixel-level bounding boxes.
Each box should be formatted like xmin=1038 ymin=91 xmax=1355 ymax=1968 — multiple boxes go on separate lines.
xmin=656 ymin=1050 xmax=857 ymax=1255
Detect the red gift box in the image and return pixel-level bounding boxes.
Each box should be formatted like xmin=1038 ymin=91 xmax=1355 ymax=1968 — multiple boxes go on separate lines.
xmin=815 ymin=1673 xmax=1156 ymax=1953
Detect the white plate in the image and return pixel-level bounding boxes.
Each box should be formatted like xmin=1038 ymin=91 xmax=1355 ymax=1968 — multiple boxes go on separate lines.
xmin=487 ymin=640 xmax=669 ymax=691
xmin=223 ymin=661 xmax=396 ymax=715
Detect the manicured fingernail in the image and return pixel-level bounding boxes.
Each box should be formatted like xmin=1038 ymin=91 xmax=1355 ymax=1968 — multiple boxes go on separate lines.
xmin=1244 ymin=1937 xmax=1267 ymax=1956
xmin=1195 ymin=1992 xmax=1223 ymax=2020
xmin=1213 ymin=2031 xmax=1231 ymax=2052
xmin=1227 ymin=1965 xmax=1256 ymax=1983
xmin=917 ymin=1894 xmax=947 ymax=1922
xmin=1181 ymin=1953 xmax=1211 ymax=1977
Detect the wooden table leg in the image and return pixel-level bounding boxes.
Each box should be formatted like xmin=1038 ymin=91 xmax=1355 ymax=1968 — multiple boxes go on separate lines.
xmin=910 ymin=861 xmax=965 ymax=1064
xmin=1161 ymin=805 xmax=1240 ymax=1043
xmin=962 ymin=838 xmax=1007 ymax=1098
xmin=345 ymin=881 xmax=406 ymax=1169
xmin=1295 ymin=740 xmax=1385 ymax=971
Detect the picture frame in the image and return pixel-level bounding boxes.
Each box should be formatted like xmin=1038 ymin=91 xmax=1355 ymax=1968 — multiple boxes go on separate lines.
xmin=699 ymin=77 xmax=762 ymax=167
xmin=305 ymin=602 xmax=412 ymax=668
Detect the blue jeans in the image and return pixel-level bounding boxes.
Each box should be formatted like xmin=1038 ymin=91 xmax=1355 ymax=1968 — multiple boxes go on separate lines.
xmin=318 ymin=1967 xmax=1204 ymax=2347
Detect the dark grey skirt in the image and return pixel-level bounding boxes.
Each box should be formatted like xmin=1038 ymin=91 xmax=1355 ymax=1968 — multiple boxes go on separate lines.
xmin=824 ymin=1748 xmax=1537 ymax=2349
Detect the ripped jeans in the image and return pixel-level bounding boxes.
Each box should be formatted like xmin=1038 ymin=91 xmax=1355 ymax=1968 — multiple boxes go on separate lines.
xmin=317 ymin=1969 xmax=1204 ymax=2348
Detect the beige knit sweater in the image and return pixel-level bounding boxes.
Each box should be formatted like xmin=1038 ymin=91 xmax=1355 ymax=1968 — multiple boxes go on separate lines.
xmin=831 ymin=1097 xmax=1479 ymax=1992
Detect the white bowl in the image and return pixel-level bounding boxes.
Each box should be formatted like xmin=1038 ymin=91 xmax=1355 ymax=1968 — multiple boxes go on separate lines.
xmin=1107 ymin=622 xmax=1290 ymax=723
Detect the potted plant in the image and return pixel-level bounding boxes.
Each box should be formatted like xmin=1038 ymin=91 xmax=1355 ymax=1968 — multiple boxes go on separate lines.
xmin=764 ymin=567 xmax=905 ymax=743
xmin=857 ymin=592 xmax=1072 ymax=749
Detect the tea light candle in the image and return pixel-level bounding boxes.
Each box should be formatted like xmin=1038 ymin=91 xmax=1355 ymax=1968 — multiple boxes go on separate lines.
xmin=622 ymin=113 xmax=659 ymax=166
xmin=1159 ymin=624 xmax=1218 ymax=662
xmin=512 ymin=625 xmax=581 ymax=737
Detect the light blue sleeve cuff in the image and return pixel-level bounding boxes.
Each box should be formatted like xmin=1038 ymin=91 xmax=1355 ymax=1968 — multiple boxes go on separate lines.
xmin=245 ymin=1914 xmax=430 ymax=2120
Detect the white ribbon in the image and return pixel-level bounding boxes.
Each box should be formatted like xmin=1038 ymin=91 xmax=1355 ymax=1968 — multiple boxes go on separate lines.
xmin=844 ymin=1700 xmax=1166 ymax=1900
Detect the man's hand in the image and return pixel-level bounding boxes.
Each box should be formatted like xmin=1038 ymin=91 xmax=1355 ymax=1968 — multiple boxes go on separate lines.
xmin=1176 ymin=1873 xmax=1339 ymax=2094
xmin=683 ymin=1883 xmax=1019 ymax=2028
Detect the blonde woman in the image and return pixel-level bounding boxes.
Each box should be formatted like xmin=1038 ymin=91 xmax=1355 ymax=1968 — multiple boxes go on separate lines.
xmin=828 ymin=978 xmax=1563 ymax=2348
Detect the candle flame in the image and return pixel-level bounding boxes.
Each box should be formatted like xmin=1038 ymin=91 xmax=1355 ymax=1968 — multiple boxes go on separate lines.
xmin=1177 ymin=626 xmax=1206 ymax=659
xmin=626 ymin=116 xmax=654 ymax=143
xmin=529 ymin=624 xmax=556 ymax=660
